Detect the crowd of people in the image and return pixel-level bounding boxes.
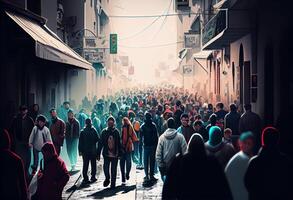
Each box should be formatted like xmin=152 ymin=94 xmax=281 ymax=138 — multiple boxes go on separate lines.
xmin=1 ymin=85 xmax=292 ymax=200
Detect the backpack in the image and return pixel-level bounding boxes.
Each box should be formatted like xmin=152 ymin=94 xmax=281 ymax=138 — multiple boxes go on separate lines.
xmin=133 ymin=121 xmax=140 ymax=132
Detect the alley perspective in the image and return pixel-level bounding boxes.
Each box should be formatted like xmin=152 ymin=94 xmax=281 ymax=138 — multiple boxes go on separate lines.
xmin=1 ymin=0 xmax=293 ymax=200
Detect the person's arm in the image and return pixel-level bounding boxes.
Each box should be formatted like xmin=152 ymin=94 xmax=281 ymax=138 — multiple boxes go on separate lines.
xmin=56 ymin=161 xmax=70 ymax=194
xmin=130 ymin=126 xmax=139 ymax=142
xmin=155 ymin=137 xmax=165 ymax=172
xmin=97 ymin=130 xmax=104 ymax=160
xmin=28 ymin=127 xmax=35 ymax=147
xmin=47 ymin=128 xmax=52 ymax=142
xmin=180 ymin=136 xmax=187 ymax=154
xmin=78 ymin=131 xmax=83 ymax=155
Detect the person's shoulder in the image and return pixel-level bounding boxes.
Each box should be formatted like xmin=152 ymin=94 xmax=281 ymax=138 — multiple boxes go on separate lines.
xmin=58 ymin=117 xmax=65 ymax=124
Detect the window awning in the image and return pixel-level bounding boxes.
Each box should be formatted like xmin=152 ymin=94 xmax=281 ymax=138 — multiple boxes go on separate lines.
xmin=6 ymin=11 xmax=92 ymax=70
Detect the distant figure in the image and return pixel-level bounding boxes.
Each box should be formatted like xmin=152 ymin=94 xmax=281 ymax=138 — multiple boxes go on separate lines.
xmin=162 ymin=134 xmax=232 ymax=200
xmin=239 ymin=104 xmax=261 ymax=152
xmin=77 ymin=109 xmax=88 ymax=130
xmin=173 ymin=100 xmax=183 ymax=129
xmin=245 ymin=127 xmax=293 ymax=200
xmin=224 ymin=103 xmax=241 ymax=135
xmin=215 ymin=102 xmax=228 ymax=126
xmin=79 ymin=118 xmax=100 ymax=184
xmin=177 ymin=113 xmax=194 ymax=144
xmin=97 ymin=117 xmax=122 ymax=189
xmin=156 ymin=118 xmax=187 ymax=181
xmin=49 ymin=108 xmax=65 ymax=155
xmin=205 ymin=113 xmax=217 ymax=133
xmin=120 ymin=117 xmax=139 ymax=183
xmin=225 ymin=131 xmax=255 ymax=200
xmin=223 ymin=128 xmax=232 ymax=145
xmin=140 ymin=112 xmax=159 ymax=182
xmin=29 ymin=115 xmax=52 ymax=174
xmin=205 ymin=126 xmax=235 ymax=168
xmin=65 ymin=110 xmax=80 ymax=171
xmin=29 ymin=104 xmax=40 ymax=123
xmin=34 ymin=142 xmax=69 ymax=200
xmin=0 ymin=129 xmax=28 ymax=200
xmin=192 ymin=120 xmax=208 ymax=142
xmin=9 ymin=105 xmax=34 ymax=177
xmin=57 ymin=101 xmax=71 ymax=123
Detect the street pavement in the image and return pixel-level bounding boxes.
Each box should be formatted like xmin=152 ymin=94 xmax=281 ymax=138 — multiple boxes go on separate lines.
xmin=62 ymin=156 xmax=163 ymax=200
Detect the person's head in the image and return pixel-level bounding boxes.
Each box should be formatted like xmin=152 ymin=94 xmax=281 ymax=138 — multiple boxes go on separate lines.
xmin=208 ymin=126 xmax=223 ymax=146
xmin=36 ymin=115 xmax=47 ymax=129
xmin=63 ymin=101 xmax=70 ymax=109
xmin=42 ymin=142 xmax=57 ymax=161
xmin=85 ymin=118 xmax=92 ymax=127
xmin=194 ymin=114 xmax=202 ymax=121
xmin=209 ymin=114 xmax=217 ymax=125
xmin=187 ymin=133 xmax=207 ymax=158
xmin=144 ymin=112 xmax=152 ymax=122
xmin=107 ymin=116 xmax=115 ymax=128
xmin=261 ymin=126 xmax=280 ymax=148
xmin=239 ymin=131 xmax=254 ymax=155
xmin=33 ymin=104 xmax=39 ymax=112
xmin=224 ymin=128 xmax=232 ymax=140
xmin=216 ymin=102 xmax=224 ymax=111
xmin=68 ymin=109 xmax=74 ymax=120
xmin=244 ymin=104 xmax=252 ymax=112
xmin=50 ymin=108 xmax=57 ymax=118
xmin=180 ymin=113 xmax=189 ymax=127
xmin=208 ymin=103 xmax=213 ymax=110
xmin=175 ymin=100 xmax=181 ymax=109
xmin=0 ymin=129 xmax=11 ymax=150
xmin=167 ymin=117 xmax=176 ymax=129
xmin=122 ymin=117 xmax=131 ymax=125
xmin=19 ymin=105 xmax=28 ymax=116
xmin=229 ymin=103 xmax=237 ymax=112
xmin=193 ymin=120 xmax=203 ymax=131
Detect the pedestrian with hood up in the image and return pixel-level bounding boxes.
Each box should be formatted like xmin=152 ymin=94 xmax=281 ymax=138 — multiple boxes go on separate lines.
xmin=29 ymin=115 xmax=52 ymax=174
xmin=97 ymin=116 xmax=122 ymax=189
xmin=225 ymin=131 xmax=255 ymax=200
xmin=177 ymin=113 xmax=194 ymax=144
xmin=0 ymin=129 xmax=28 ymax=200
xmin=120 ymin=117 xmax=139 ymax=183
xmin=205 ymin=126 xmax=235 ymax=168
xmin=205 ymin=113 xmax=217 ymax=133
xmin=156 ymin=117 xmax=187 ymax=181
xmin=162 ymin=133 xmax=233 ymax=200
xmin=34 ymin=142 xmax=69 ymax=200
xmin=173 ymin=100 xmax=183 ymax=129
xmin=244 ymin=127 xmax=293 ymax=200
xmin=140 ymin=112 xmax=159 ymax=182
xmin=49 ymin=108 xmax=65 ymax=155
xmin=224 ymin=103 xmax=241 ymax=135
xmin=79 ymin=118 xmax=100 ymax=184
xmin=65 ymin=109 xmax=80 ymax=171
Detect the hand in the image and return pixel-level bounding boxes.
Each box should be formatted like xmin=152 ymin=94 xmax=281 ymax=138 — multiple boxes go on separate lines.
xmin=96 ymin=155 xmax=100 ymax=161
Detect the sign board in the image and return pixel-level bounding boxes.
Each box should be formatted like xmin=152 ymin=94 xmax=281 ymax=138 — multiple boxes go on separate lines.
xmin=84 ymin=37 xmax=97 ymax=48
xmin=84 ymin=49 xmax=105 ymax=63
xmin=184 ymin=33 xmax=200 ymax=49
xmin=110 ymin=34 xmax=118 ymax=54
xmin=183 ymin=65 xmax=194 ymax=75
xmin=202 ymin=9 xmax=227 ymax=46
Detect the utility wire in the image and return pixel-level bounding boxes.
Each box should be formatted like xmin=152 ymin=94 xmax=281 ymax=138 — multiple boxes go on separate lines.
xmin=119 ymin=41 xmax=183 ymax=49
xmin=108 ymin=11 xmax=217 ymax=18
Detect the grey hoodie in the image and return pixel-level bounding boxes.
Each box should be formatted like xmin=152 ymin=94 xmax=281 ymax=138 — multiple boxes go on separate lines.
xmin=156 ymin=128 xmax=187 ymax=170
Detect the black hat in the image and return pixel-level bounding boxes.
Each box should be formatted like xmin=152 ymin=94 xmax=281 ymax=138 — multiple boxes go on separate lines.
xmin=36 ymin=115 xmax=47 ymax=123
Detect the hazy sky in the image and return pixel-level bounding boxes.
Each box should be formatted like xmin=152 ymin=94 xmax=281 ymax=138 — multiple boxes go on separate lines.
xmin=110 ymin=0 xmax=178 ymax=83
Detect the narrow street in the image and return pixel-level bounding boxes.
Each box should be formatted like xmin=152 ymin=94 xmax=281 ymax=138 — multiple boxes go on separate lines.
xmin=63 ymin=157 xmax=163 ymax=200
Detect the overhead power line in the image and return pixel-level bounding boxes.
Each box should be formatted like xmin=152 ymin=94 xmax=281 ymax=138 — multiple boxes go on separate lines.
xmin=119 ymin=41 xmax=183 ymax=49
xmin=109 ymin=11 xmax=214 ymax=18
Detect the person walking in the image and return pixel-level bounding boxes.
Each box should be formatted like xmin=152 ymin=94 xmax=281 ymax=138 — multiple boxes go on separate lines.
xmin=224 ymin=103 xmax=241 ymax=135
xmin=156 ymin=118 xmax=187 ymax=181
xmin=79 ymin=118 xmax=100 ymax=184
xmin=49 ymin=108 xmax=65 ymax=155
xmin=120 ymin=117 xmax=139 ymax=183
xmin=65 ymin=110 xmax=80 ymax=171
xmin=34 ymin=142 xmax=69 ymax=200
xmin=244 ymin=127 xmax=293 ymax=200
xmin=205 ymin=126 xmax=235 ymax=168
xmin=225 ymin=131 xmax=255 ymax=200
xmin=140 ymin=112 xmax=159 ymax=182
xmin=177 ymin=113 xmax=194 ymax=144
xmin=97 ymin=116 xmax=122 ymax=189
xmin=0 ymin=129 xmax=28 ymax=200
xmin=162 ymin=133 xmax=232 ymax=200
xmin=29 ymin=115 xmax=52 ymax=174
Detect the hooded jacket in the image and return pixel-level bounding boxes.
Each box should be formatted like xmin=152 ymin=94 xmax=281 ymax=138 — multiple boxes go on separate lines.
xmin=36 ymin=142 xmax=69 ymax=200
xmin=121 ymin=118 xmax=139 ymax=153
xmin=79 ymin=125 xmax=100 ymax=155
xmin=140 ymin=119 xmax=158 ymax=147
xmin=156 ymin=128 xmax=187 ymax=171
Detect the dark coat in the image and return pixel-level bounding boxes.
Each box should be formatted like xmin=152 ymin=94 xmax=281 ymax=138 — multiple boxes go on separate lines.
xmin=174 ymin=109 xmax=183 ymax=129
xmin=244 ymin=147 xmax=293 ymax=200
xmin=97 ymin=127 xmax=122 ymax=158
xmin=163 ymin=153 xmax=232 ymax=200
xmin=0 ymin=149 xmax=28 ymax=200
xmin=36 ymin=143 xmax=69 ymax=200
xmin=79 ymin=126 xmax=99 ymax=156
xmin=224 ymin=111 xmax=241 ymax=135
xmin=50 ymin=117 xmax=66 ymax=146
xmin=177 ymin=125 xmax=194 ymax=144
xmin=215 ymin=109 xmax=228 ymax=121
xmin=65 ymin=118 xmax=80 ymax=139
xmin=140 ymin=121 xmax=158 ymax=147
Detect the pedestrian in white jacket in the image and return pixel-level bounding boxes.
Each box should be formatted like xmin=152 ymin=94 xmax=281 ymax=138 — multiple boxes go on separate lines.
xmin=225 ymin=131 xmax=254 ymax=200
xmin=156 ymin=118 xmax=187 ymax=181
xmin=29 ymin=115 xmax=52 ymax=173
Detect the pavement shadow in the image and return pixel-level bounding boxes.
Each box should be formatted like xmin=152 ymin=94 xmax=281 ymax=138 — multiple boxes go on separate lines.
xmin=69 ymin=170 xmax=80 ymax=176
xmin=89 ymin=184 xmax=136 ymax=199
xmin=142 ymin=179 xmax=158 ymax=188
